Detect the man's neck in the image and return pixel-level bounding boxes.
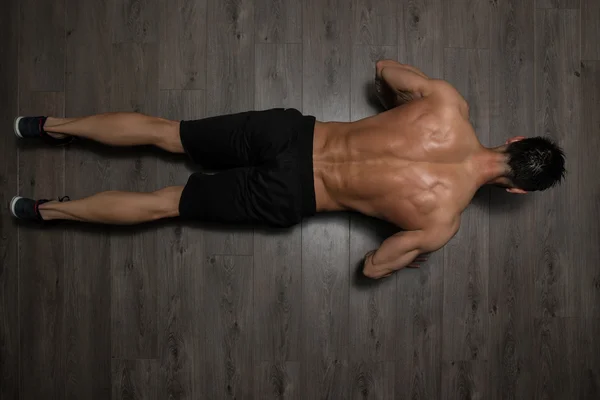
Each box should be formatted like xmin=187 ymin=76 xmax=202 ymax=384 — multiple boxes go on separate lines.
xmin=469 ymin=148 xmax=508 ymax=188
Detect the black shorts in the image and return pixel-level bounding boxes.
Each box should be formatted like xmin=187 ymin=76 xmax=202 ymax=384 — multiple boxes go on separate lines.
xmin=178 ymin=108 xmax=317 ymax=228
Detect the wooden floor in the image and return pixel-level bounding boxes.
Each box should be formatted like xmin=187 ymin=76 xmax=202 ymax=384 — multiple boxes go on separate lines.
xmin=1 ymin=0 xmax=599 ymax=399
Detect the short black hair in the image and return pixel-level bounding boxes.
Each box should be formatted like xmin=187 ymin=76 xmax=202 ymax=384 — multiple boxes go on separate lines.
xmin=505 ymin=136 xmax=566 ymax=191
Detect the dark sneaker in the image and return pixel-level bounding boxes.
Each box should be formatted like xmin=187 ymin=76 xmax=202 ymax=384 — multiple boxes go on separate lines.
xmin=13 ymin=116 xmax=73 ymax=145
xmin=9 ymin=196 xmax=70 ymax=222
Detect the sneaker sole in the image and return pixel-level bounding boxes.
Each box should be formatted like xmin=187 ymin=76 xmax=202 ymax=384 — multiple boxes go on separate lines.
xmin=9 ymin=196 xmax=22 ymax=218
xmin=13 ymin=117 xmax=24 ymax=138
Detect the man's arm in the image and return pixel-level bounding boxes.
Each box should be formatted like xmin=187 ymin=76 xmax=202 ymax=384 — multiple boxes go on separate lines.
xmin=362 ymin=225 xmax=456 ymax=279
xmin=375 ymin=60 xmax=432 ymax=109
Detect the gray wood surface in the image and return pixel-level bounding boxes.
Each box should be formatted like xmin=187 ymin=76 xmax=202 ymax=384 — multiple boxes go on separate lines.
xmin=110 ymin=43 xmax=159 ymax=359
xmin=18 ymin=0 xmax=65 ymax=91
xmin=7 ymin=0 xmax=600 ymax=398
xmin=0 ymin=0 xmax=20 ymax=398
xmin=111 ymin=359 xmax=158 ymax=400
xmin=18 ymin=92 xmax=66 ymax=400
xmin=582 ymin=0 xmax=600 ymax=60
xmin=537 ymin=0 xmax=580 ymax=9
xmin=255 ymin=0 xmax=302 ymax=44
xmin=444 ymin=0 xmax=490 ymax=49
xmin=534 ymin=9 xmax=580 ymax=318
xmin=159 ymin=0 xmax=207 ymax=90
xmin=489 ymin=1 xmax=536 ymax=399
xmin=353 ymin=0 xmax=397 ymax=46
xmin=202 ymin=255 xmax=254 ymax=398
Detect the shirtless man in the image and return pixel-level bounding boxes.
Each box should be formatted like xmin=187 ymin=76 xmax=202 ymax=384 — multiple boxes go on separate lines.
xmin=9 ymin=60 xmax=565 ymax=279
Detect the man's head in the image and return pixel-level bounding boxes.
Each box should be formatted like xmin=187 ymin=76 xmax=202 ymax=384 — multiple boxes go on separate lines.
xmin=499 ymin=136 xmax=565 ymax=193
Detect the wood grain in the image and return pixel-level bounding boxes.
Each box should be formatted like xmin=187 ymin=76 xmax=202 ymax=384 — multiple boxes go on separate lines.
xmin=18 ymin=0 xmax=65 ymax=91
xmin=582 ymin=0 xmax=600 ymax=60
xmin=580 ymin=61 xmax=600 ymax=319
xmin=532 ymin=318 xmax=576 ymax=399
xmin=255 ymin=361 xmax=301 ymax=400
xmin=202 ymin=255 xmax=254 ymax=398
xmin=353 ymin=0 xmax=397 ymax=45
xmin=255 ymin=44 xmax=302 ymax=111
xmin=441 ymin=361 xmax=489 ymax=400
xmin=443 ymin=48 xmax=490 ymax=362
xmin=537 ymin=0 xmax=580 ymax=9
xmin=398 ymin=0 xmax=443 ymax=78
xmin=350 ymin=361 xmax=395 ymax=400
xmin=159 ymin=0 xmax=207 ymax=90
xmin=534 ymin=9 xmax=580 ymax=318
xmin=204 ymin=0 xmax=255 ymax=255
xmin=112 ymin=359 xmax=158 ymax=400
xmin=0 ymin=0 xmax=20 ymax=398
xmin=301 ymin=215 xmax=350 ymax=400
xmin=488 ymin=0 xmax=536 ymax=398
xmin=110 ymin=43 xmax=159 ymax=359
xmin=351 ymin=45 xmax=397 ymax=121
xmin=157 ymin=89 xmax=206 ymax=400
xmin=444 ymin=0 xmax=490 ymax=49
xmin=112 ymin=0 xmax=157 ymax=43
xmin=255 ymin=0 xmax=302 ymax=44
xmin=18 ymin=92 xmax=66 ymax=399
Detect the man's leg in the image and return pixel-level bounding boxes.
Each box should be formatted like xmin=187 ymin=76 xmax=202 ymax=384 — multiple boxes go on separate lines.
xmin=42 ymin=113 xmax=184 ymax=153
xmin=37 ymin=186 xmax=183 ymax=224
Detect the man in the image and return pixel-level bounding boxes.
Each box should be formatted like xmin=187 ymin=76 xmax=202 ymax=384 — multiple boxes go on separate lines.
xmin=9 ymin=60 xmax=565 ymax=279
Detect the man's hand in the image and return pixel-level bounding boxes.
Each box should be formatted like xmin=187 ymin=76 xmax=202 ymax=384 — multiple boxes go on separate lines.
xmin=374 ymin=60 xmax=430 ymax=109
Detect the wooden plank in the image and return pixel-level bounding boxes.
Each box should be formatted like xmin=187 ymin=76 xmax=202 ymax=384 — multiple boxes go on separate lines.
xmin=159 ymin=0 xmax=207 ymax=90
xmin=353 ymin=0 xmax=397 ymax=46
xmin=156 ymin=89 xmax=206 ymax=400
xmin=202 ymin=255 xmax=254 ymax=398
xmin=18 ymin=0 xmax=65 ymax=91
xmin=441 ymin=361 xmax=489 ymax=400
xmin=488 ymin=0 xmax=536 ymax=398
xmin=534 ymin=9 xmax=580 ymax=318
xmin=0 ymin=0 xmax=20 ymax=398
xmin=255 ymin=361 xmax=301 ymax=400
xmin=395 ymin=0 xmax=444 ymax=398
xmin=398 ymin=0 xmax=443 ymax=78
xmin=255 ymin=0 xmax=302 ymax=43
xmin=110 ymin=42 xmax=159 ymax=359
xmin=204 ymin=0 xmax=255 ymax=255
xmin=537 ymin=0 xmax=579 ymax=8
xmin=576 ymin=318 xmax=600 ymax=399
xmin=582 ymin=0 xmax=600 ymax=60
xmin=18 ymin=91 xmax=66 ymax=399
xmin=301 ymin=216 xmax=350 ymax=399
xmin=444 ymin=0 xmax=490 ymax=49
xmin=350 ymin=45 xmax=397 ymax=120
xmin=253 ymin=43 xmax=302 ymax=367
xmin=112 ymin=0 xmax=157 ymax=44
xmin=112 ymin=359 xmax=158 ymax=400
xmin=442 ymin=48 xmax=490 ymax=362
xmin=64 ymin=0 xmax=113 ymax=398
xmin=532 ymin=318 xmax=577 ymax=399
xmin=580 ymin=61 xmax=600 ymax=319
xmin=302 ymin=0 xmax=352 ymax=398
xmin=255 ymin=44 xmax=302 ymax=111
xmin=350 ymin=361 xmax=395 ymax=400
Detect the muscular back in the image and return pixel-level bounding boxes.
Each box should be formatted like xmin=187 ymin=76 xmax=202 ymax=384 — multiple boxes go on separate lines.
xmin=314 ymin=85 xmax=480 ymax=230
xmin=312 ymin=74 xmax=484 ymax=278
